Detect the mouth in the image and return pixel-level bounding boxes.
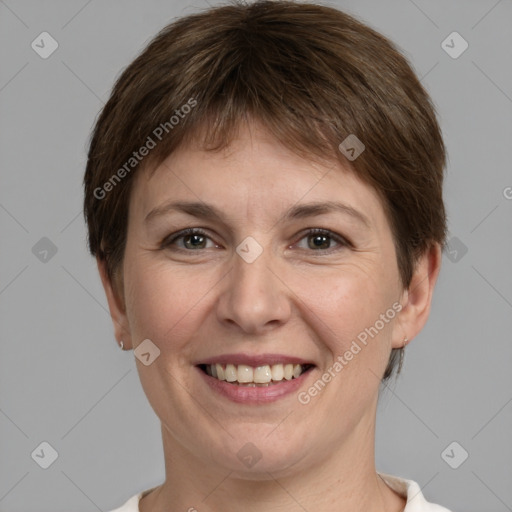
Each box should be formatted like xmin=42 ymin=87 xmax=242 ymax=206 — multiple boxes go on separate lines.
xmin=197 ymin=362 xmax=315 ymax=387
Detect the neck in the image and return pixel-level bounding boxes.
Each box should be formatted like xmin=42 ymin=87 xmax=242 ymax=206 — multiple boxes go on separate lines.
xmin=140 ymin=407 xmax=406 ymax=512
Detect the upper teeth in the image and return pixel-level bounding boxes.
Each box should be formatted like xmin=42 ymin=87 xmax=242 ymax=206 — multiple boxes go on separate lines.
xmin=205 ymin=363 xmax=305 ymax=383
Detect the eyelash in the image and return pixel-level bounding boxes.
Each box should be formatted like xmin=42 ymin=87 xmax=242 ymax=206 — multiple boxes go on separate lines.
xmin=160 ymin=227 xmax=350 ymax=254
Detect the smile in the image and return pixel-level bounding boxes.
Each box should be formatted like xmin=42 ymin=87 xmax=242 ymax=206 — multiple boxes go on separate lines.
xmin=198 ymin=363 xmax=314 ymax=386
xmin=196 ymin=361 xmax=316 ymax=403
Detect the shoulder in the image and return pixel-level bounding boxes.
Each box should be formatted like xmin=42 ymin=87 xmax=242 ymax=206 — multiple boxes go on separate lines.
xmin=106 ymin=487 xmax=155 ymax=512
xmin=105 ymin=493 xmax=141 ymax=512
xmin=378 ymin=472 xmax=454 ymax=512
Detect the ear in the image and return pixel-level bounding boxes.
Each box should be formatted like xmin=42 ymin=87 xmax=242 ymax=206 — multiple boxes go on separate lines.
xmin=96 ymin=256 xmax=133 ymax=350
xmin=392 ymin=243 xmax=442 ymax=349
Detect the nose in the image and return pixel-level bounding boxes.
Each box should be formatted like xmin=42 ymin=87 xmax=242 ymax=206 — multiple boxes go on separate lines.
xmin=216 ymin=241 xmax=291 ymax=335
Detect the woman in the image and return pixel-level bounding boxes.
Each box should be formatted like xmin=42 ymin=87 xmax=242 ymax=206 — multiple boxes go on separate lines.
xmin=83 ymin=1 xmax=452 ymax=510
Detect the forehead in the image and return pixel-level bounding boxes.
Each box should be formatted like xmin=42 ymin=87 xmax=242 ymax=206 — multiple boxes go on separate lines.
xmin=129 ymin=122 xmax=386 ymax=233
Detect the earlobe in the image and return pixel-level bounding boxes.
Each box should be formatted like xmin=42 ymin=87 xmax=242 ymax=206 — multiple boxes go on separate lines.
xmin=96 ymin=256 xmax=133 ymax=350
xmin=392 ymin=243 xmax=442 ymax=349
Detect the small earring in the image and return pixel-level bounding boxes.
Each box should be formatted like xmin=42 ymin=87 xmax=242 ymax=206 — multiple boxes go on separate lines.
xmin=119 ymin=340 xmax=124 ymax=350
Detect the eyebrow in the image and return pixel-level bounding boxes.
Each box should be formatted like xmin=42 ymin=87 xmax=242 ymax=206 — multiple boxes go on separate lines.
xmin=144 ymin=200 xmax=371 ymax=229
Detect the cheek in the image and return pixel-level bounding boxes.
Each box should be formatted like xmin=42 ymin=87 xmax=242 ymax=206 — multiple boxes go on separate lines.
xmin=297 ymin=266 xmax=395 ymax=364
xmin=123 ymin=259 xmax=216 ymax=351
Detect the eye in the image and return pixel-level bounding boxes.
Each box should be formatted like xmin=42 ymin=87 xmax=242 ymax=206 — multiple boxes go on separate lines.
xmin=161 ymin=227 xmax=350 ymax=253
xmin=294 ymin=228 xmax=349 ymax=252
xmin=161 ymin=228 xmax=218 ymax=251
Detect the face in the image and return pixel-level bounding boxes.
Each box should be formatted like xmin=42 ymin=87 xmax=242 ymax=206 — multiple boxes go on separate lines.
xmin=103 ymin=121 xmax=423 ymax=479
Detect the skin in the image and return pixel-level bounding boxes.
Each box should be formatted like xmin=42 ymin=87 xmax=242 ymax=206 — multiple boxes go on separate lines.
xmin=98 ymin=119 xmax=441 ymax=512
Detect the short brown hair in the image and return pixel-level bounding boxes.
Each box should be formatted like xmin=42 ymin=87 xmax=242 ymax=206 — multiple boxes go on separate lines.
xmin=83 ymin=0 xmax=447 ymax=380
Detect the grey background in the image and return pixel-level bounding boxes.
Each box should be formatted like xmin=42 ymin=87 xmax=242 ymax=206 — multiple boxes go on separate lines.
xmin=0 ymin=0 xmax=511 ymax=511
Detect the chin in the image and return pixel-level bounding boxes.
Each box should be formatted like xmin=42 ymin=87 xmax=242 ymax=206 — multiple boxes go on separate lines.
xmin=209 ymin=427 xmax=310 ymax=478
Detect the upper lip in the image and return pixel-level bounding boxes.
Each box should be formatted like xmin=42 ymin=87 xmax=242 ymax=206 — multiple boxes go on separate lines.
xmin=195 ymin=353 xmax=316 ymax=367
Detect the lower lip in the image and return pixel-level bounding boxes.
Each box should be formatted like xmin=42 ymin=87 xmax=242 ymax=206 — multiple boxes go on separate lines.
xmin=196 ymin=366 xmax=315 ymax=404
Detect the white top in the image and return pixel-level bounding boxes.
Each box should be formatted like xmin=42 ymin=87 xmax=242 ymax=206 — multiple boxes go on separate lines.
xmin=107 ymin=473 xmax=453 ymax=511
